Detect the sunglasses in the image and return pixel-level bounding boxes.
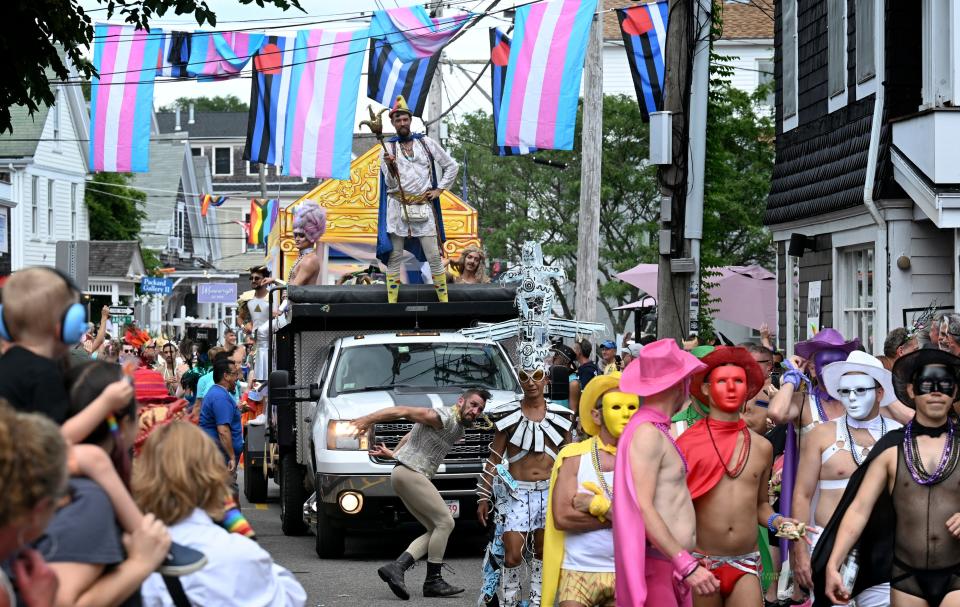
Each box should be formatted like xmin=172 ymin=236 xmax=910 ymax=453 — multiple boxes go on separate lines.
xmin=122 ymin=348 xmax=135 ymax=354
xmin=293 ymin=231 xmax=307 ymax=239
xmin=518 ymin=369 xmax=545 ymax=383
xmin=914 ymin=377 xmax=957 ymax=395
xmin=836 ymin=386 xmax=876 ymax=397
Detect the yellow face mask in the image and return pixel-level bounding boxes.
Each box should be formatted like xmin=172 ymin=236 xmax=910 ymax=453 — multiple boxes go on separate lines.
xmin=601 ymin=391 xmax=640 ymax=438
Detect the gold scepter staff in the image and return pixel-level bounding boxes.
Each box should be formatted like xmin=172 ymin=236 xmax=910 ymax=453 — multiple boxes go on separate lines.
xmin=360 ymin=106 xmax=412 ymax=231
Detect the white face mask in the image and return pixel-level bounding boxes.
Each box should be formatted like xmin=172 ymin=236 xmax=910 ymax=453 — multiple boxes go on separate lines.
xmin=837 ymin=374 xmax=879 ymax=420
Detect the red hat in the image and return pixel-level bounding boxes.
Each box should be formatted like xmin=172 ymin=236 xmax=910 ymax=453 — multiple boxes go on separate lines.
xmin=619 ymin=338 xmax=707 ymax=397
xmin=133 ymin=368 xmax=176 ymax=404
xmin=690 ymin=346 xmax=766 ymax=404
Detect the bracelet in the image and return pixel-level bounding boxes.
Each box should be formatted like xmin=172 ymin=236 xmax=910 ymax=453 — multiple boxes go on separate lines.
xmin=767 ymin=513 xmax=783 ymax=533
xmin=671 ymin=550 xmax=699 ymax=579
xmin=781 ymin=370 xmax=808 ymax=390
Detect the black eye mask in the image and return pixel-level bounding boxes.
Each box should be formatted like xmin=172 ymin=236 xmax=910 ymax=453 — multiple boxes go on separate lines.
xmin=913 ymin=366 xmax=958 ymax=396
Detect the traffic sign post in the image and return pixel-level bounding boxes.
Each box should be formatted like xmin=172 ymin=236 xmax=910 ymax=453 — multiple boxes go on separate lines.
xmin=108 ymin=306 xmax=134 ymax=316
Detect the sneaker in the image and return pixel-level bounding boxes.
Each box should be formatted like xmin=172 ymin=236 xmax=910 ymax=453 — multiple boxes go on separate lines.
xmin=158 ymin=542 xmax=207 ymax=577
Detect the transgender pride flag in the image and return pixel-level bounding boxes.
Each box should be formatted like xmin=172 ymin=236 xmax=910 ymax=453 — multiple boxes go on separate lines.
xmin=370 ymin=6 xmax=472 ymax=63
xmin=283 ymin=29 xmax=367 ymax=180
xmin=89 ymin=23 xmax=163 ymax=173
xmin=188 ymin=31 xmax=265 ymax=79
xmin=496 ymin=0 xmax=598 ymax=151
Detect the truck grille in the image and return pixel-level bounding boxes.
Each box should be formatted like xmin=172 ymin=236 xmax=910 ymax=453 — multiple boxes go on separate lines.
xmin=372 ymin=422 xmax=493 ymax=465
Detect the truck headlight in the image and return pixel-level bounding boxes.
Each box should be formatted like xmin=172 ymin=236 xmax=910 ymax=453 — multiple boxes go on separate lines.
xmin=326 ymin=420 xmax=371 ymax=450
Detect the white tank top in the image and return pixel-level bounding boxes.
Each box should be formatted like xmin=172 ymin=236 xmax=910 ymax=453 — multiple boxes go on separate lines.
xmin=561 ymin=451 xmax=615 ymax=572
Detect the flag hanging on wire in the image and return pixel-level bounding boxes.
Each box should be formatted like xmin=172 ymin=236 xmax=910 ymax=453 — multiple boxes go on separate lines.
xmin=89 ymin=23 xmax=163 ymax=173
xmin=188 ymin=31 xmax=265 ymax=79
xmin=201 ymin=194 xmax=227 ymax=217
xmin=244 ymin=35 xmax=295 ymax=166
xmin=283 ymin=28 xmax=367 ymax=180
xmin=157 ymin=31 xmax=191 ymax=78
xmin=370 ymin=6 xmax=473 ymax=63
xmin=617 ymin=1 xmax=669 ymax=120
xmin=249 ymin=198 xmax=280 ymax=246
xmin=366 ymin=38 xmax=439 ymax=117
xmin=489 ymin=28 xmax=535 ymax=156
xmin=497 ymin=0 xmax=598 ymax=151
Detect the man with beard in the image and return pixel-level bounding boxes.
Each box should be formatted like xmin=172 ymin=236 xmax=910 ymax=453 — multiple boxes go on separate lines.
xmin=377 ymin=95 xmax=459 ymax=303
xmin=446 ymin=245 xmax=490 ymax=284
xmin=790 ymin=351 xmax=900 ymax=606
xmin=354 ymin=387 xmax=491 ymax=600
xmin=476 ymin=365 xmax=573 ymax=607
xmin=239 ymin=266 xmax=276 ymax=383
xmin=814 ymin=347 xmax=960 ymax=606
xmin=676 ymin=347 xmax=804 ymax=607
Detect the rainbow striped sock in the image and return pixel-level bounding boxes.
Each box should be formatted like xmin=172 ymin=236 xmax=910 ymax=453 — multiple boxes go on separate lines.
xmin=220 ymin=499 xmax=256 ymax=539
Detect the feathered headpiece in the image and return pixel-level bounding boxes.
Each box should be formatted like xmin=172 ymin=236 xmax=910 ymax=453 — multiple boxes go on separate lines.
xmin=293 ymin=201 xmax=327 ymax=243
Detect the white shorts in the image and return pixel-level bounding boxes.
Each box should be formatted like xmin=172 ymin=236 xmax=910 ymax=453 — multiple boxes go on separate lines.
xmin=501 ymin=481 xmax=549 ymax=533
xmin=808 ymin=528 xmax=890 ymax=607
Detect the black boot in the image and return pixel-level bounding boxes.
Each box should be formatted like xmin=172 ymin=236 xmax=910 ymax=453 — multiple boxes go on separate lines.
xmin=423 ymin=562 xmax=464 ymax=597
xmin=378 ymin=552 xmax=416 ymax=600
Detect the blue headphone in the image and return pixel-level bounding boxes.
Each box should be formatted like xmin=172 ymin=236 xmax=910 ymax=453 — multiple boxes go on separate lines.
xmin=0 ymin=267 xmax=89 ymax=345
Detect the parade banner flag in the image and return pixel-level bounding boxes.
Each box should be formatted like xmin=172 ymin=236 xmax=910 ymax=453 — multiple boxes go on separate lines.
xmin=90 ymin=23 xmax=163 ymax=173
xmin=157 ymin=31 xmax=191 ymax=78
xmin=283 ymin=28 xmax=367 ymax=180
xmin=367 ymin=38 xmax=439 ymax=117
xmin=497 ymin=0 xmax=598 ymax=151
xmin=188 ymin=31 xmax=265 ymax=79
xmin=200 ymin=194 xmax=227 ymax=217
xmin=489 ymin=28 xmax=535 ymax=156
xmin=618 ymin=1 xmax=668 ymax=120
xmin=370 ymin=6 xmax=473 ymax=63
xmin=244 ymin=35 xmax=295 ymax=166
xmin=248 ymin=198 xmax=279 ymax=246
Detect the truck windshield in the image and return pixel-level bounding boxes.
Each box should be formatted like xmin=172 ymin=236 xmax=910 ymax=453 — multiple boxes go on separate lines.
xmin=331 ymin=342 xmax=518 ymax=395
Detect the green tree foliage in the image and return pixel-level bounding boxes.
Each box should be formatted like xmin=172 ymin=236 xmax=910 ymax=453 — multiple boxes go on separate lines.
xmin=0 ymin=0 xmax=301 ymax=134
xmin=160 ymin=95 xmax=250 ymax=113
xmin=85 ymin=173 xmax=147 ymax=241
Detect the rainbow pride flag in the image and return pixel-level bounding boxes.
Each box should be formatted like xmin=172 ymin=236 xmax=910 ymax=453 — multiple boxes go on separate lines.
xmin=248 ymin=198 xmax=279 ymax=246
xmin=188 ymin=31 xmax=264 ymax=79
xmin=283 ymin=28 xmax=367 ymax=180
xmin=496 ymin=0 xmax=597 ymax=151
xmin=89 ymin=24 xmax=163 ymax=173
xmin=370 ymin=6 xmax=473 ymax=63
xmin=200 ymin=194 xmax=227 ymax=217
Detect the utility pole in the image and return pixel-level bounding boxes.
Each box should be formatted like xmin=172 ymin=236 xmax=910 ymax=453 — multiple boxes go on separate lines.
xmin=655 ymin=0 xmax=699 ymax=342
xmin=574 ymin=0 xmax=603 ymax=323
xmin=426 ymin=1 xmax=444 ymax=141
xmin=258 ymin=163 xmax=267 ymax=200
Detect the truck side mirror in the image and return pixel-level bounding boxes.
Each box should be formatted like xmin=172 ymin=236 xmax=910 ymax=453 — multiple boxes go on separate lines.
xmin=309 ymin=383 xmax=321 ymax=401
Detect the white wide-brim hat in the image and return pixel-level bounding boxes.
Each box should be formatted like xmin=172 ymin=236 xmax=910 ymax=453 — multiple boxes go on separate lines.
xmin=821 ymin=350 xmax=897 ymax=407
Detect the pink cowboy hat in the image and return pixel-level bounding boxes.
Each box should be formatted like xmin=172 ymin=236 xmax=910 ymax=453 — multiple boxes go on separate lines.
xmin=619 ymin=338 xmax=707 ymax=397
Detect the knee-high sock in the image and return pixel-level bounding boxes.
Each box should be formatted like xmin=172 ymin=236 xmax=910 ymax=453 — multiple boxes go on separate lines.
xmin=529 ymin=558 xmax=543 ymax=607
xmin=386 ymin=273 xmax=401 ymax=303
xmin=432 ymin=271 xmax=448 ymax=303
xmin=501 ymin=565 xmax=522 ymax=607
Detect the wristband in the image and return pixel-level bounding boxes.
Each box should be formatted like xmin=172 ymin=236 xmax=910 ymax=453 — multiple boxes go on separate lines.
xmin=781 ymin=370 xmax=808 ymax=390
xmin=767 ymin=513 xmax=783 ymax=533
xmin=671 ymin=550 xmax=699 ymax=579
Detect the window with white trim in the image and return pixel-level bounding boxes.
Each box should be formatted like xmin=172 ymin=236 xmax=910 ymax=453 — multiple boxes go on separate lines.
xmin=70 ymin=183 xmax=78 ymax=238
xmin=782 ymin=0 xmax=798 ymax=122
xmin=212 ymin=147 xmax=232 ymax=176
xmin=247 ymin=161 xmax=259 ymax=177
xmin=191 ymin=147 xmax=204 ymax=157
xmin=828 ymin=0 xmax=847 ymax=101
xmin=838 ymin=246 xmax=876 ymax=353
xmin=47 ymin=180 xmax=54 ymax=236
xmin=757 ymin=58 xmax=775 ymax=107
xmin=855 ymin=0 xmax=875 ymax=83
xmin=30 ymin=176 xmax=38 ymax=235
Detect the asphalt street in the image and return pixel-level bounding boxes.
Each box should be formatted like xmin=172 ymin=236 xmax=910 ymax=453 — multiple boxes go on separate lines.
xmin=239 ymin=471 xmax=490 ymax=607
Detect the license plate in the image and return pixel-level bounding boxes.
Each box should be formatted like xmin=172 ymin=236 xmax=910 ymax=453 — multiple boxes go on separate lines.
xmin=445 ymin=500 xmax=460 ymax=519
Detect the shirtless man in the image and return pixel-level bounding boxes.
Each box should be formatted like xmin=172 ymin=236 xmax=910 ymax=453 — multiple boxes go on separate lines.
xmin=815 ymin=347 xmax=960 ymax=606
xmin=676 ymin=346 xmax=804 ymax=607
xmin=614 ymin=338 xmax=719 ymax=607
xmin=790 ymin=351 xmax=899 ymax=606
xmin=477 ymin=365 xmax=573 ymax=607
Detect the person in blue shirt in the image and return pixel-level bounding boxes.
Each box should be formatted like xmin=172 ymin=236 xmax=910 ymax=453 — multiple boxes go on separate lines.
xmin=199 ymin=358 xmax=243 ymax=472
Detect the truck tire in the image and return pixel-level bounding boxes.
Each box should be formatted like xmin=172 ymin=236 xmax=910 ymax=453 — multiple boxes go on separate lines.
xmin=242 ymin=441 xmax=268 ymax=503
xmin=314 ymin=507 xmax=346 ymax=559
xmin=280 ymin=453 xmax=309 ymax=536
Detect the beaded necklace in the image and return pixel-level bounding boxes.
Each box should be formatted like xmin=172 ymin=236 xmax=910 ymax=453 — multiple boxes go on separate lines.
xmin=591 ymin=438 xmax=613 ymax=498
xmin=653 ymin=422 xmax=688 ymax=474
xmin=904 ymin=418 xmax=959 ymax=486
xmin=705 ymin=418 xmax=751 ymax=478
xmin=844 ymin=415 xmax=887 ymax=466
xmin=288 ymin=246 xmax=315 ymax=282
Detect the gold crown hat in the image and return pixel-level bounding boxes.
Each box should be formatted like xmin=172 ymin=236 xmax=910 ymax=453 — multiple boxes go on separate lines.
xmin=389 ymin=95 xmax=413 ymax=118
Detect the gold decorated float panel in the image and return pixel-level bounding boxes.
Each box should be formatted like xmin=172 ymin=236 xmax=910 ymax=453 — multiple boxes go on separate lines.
xmin=269 ymin=146 xmax=480 ymax=278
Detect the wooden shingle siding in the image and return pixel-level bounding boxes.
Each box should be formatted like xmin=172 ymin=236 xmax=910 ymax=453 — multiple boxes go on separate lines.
xmin=797 ymin=0 xmax=828 ymax=124
xmin=798 ymin=240 xmax=834 ymax=332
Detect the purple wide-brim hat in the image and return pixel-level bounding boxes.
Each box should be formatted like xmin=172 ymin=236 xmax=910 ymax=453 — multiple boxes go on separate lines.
xmin=620 ymin=338 xmax=707 ymax=397
xmin=795 ymin=327 xmax=861 ymax=361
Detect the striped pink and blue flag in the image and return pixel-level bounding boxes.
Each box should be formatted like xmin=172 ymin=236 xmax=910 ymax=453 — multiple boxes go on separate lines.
xmin=370 ymin=6 xmax=472 ymax=63
xmin=283 ymin=29 xmax=367 ymax=180
xmin=496 ymin=0 xmax=598 ymax=151
xmin=188 ymin=31 xmax=265 ymax=79
xmin=89 ymin=23 xmax=163 ymax=173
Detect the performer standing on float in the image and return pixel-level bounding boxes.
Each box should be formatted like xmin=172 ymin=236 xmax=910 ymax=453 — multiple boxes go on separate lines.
xmin=376 ymin=96 xmax=459 ymax=303
xmin=540 ymin=373 xmax=639 ymax=607
xmin=613 ymin=339 xmax=720 ymax=607
xmin=790 ymin=351 xmax=899 ymax=606
xmin=813 ymin=347 xmax=960 ymax=606
xmin=676 ymin=346 xmax=805 ymax=607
